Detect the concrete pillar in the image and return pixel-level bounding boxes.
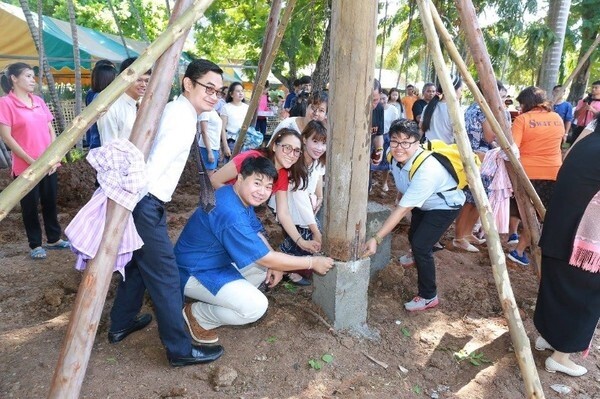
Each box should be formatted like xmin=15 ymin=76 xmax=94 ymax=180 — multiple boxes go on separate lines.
xmin=366 ymin=201 xmax=392 ymax=276
xmin=312 ymin=258 xmax=370 ymax=330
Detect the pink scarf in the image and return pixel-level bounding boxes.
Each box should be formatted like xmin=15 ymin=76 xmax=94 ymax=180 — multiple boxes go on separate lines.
xmin=569 ymin=190 xmax=600 ymax=273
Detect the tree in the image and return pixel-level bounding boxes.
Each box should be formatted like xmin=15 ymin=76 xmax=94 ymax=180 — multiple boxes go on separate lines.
xmin=193 ymin=0 xmax=329 ymax=89
xmin=18 ymin=0 xmax=67 ymax=133
xmin=567 ymin=0 xmax=600 ymax=103
xmin=538 ymin=0 xmax=572 ymax=94
xmin=67 ymin=0 xmax=82 ymax=116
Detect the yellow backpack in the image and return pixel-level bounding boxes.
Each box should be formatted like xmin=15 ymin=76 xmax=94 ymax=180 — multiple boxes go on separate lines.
xmin=409 ymin=140 xmax=480 ymax=190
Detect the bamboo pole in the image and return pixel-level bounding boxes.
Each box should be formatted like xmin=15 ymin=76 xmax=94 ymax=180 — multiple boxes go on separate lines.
xmin=47 ymin=2 xmax=209 ymax=397
xmin=429 ymin=3 xmax=544 ymax=276
xmin=416 ymin=1 xmax=545 ymax=397
xmin=232 ymin=0 xmax=297 ymax=156
xmin=0 ymin=0 xmax=214 ymax=222
xmin=552 ymin=33 xmax=600 ymax=103
xmin=454 ymin=0 xmax=544 ymax=272
xmin=429 ymin=5 xmax=545 ymax=219
xmin=246 ymin=0 xmax=283 ymax=129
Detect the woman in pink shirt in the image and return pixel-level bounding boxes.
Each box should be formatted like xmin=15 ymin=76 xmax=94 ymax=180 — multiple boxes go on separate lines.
xmin=0 ymin=63 xmax=70 ymax=259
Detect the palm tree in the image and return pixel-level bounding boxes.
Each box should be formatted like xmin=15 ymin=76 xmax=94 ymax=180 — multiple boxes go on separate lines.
xmin=19 ymin=0 xmax=67 ymax=133
xmin=66 ymin=0 xmax=82 ymax=116
xmin=538 ymin=0 xmax=572 ymax=94
xmin=107 ymin=0 xmax=132 ymax=59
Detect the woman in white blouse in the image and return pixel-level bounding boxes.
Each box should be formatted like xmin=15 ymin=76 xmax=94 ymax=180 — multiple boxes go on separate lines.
xmin=220 ymin=81 xmax=249 ymax=159
xmin=274 ymin=120 xmax=327 ymax=285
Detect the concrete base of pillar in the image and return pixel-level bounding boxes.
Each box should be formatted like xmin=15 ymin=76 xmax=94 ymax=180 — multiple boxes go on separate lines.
xmin=366 ymin=201 xmax=392 ymax=276
xmin=312 ymin=258 xmax=370 ymax=330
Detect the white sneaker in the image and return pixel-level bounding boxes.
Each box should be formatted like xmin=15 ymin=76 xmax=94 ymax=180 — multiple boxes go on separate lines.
xmin=399 ymin=254 xmax=415 ymax=267
xmin=404 ymin=296 xmax=439 ymax=312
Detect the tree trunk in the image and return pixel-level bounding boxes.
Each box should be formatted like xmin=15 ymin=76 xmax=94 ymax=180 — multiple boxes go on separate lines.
xmin=108 ymin=0 xmax=132 ymax=58
xmin=67 ymin=0 xmax=82 ymax=117
xmin=312 ymin=15 xmax=331 ymax=92
xmin=129 ymin=0 xmax=151 ymax=43
xmin=538 ymin=0 xmax=572 ymax=94
xmin=20 ymin=0 xmax=67 ymax=133
xmin=323 ymin=0 xmax=377 ymax=260
xmin=37 ymin=0 xmax=44 ymax=94
xmin=233 ymin=0 xmax=296 ymax=156
xmin=567 ymin=25 xmax=598 ymax=103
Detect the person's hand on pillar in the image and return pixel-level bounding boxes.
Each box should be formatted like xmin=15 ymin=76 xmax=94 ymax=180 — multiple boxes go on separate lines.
xmin=311 ymin=256 xmax=334 ymax=275
xmin=362 ymin=237 xmax=378 ymax=258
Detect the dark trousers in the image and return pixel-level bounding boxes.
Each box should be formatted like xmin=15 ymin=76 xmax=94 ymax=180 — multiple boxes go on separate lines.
xmin=255 ymin=117 xmax=267 ymax=135
xmin=110 ymin=195 xmax=191 ymax=358
xmin=408 ymin=207 xmax=460 ymax=299
xmin=19 ymin=172 xmax=62 ymax=249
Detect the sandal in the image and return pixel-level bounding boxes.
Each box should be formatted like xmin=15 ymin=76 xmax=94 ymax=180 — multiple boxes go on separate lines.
xmin=432 ymin=241 xmax=445 ymax=252
xmin=30 ymin=246 xmax=47 ymax=259
xmin=44 ymin=239 xmax=70 ymax=250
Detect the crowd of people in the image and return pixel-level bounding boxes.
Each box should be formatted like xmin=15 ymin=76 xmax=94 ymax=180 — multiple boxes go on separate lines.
xmin=1 ymin=59 xmax=598 ymax=378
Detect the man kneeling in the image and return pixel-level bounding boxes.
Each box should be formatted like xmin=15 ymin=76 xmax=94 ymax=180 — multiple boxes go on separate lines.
xmin=175 ymin=156 xmax=334 ymax=343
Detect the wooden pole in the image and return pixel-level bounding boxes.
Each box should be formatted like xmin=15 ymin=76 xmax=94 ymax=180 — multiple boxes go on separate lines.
xmin=417 ymin=2 xmax=545 ymax=398
xmin=552 ymin=33 xmax=600 ymax=103
xmin=232 ymin=0 xmax=297 ymax=156
xmin=454 ymin=0 xmax=543 ymax=271
xmin=429 ymin=5 xmax=545 ymax=220
xmin=238 ymin=0 xmax=282 ymax=132
xmin=0 ymin=0 xmax=214 ymax=222
xmin=323 ymin=0 xmax=377 ymax=260
xmin=46 ymin=1 xmax=214 ymax=398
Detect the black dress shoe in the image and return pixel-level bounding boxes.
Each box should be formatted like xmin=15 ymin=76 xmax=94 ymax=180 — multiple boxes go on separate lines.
xmin=108 ymin=313 xmax=153 ymax=343
xmin=169 ymin=344 xmax=224 ymax=367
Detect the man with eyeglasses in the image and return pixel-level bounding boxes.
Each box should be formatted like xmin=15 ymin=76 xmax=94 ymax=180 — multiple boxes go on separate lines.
xmin=175 ymin=156 xmax=334 ymax=342
xmin=108 ymin=59 xmax=227 ymax=367
xmin=98 ymin=57 xmax=151 ymax=146
xmin=363 ymin=119 xmax=464 ymax=312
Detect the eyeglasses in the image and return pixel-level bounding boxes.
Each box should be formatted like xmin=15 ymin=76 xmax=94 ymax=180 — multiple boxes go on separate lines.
xmin=194 ymin=80 xmax=220 ymax=96
xmin=277 ymin=143 xmax=302 ymax=157
xmin=389 ymin=140 xmax=418 ymax=149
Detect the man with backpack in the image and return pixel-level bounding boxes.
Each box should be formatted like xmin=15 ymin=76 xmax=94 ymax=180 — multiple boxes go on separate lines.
xmin=363 ymin=119 xmax=465 ymax=312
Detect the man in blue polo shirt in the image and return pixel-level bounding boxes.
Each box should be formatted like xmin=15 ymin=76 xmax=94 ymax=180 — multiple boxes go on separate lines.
xmin=175 ymin=157 xmax=334 ymax=344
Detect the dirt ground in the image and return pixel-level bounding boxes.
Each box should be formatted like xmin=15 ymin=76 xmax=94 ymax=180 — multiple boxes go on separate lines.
xmin=1 ymin=160 xmax=599 ymax=399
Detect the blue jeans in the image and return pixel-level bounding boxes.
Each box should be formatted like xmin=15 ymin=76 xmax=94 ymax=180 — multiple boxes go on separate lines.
xmin=110 ymin=195 xmax=192 ymax=358
xmin=409 ymin=207 xmax=461 ymax=298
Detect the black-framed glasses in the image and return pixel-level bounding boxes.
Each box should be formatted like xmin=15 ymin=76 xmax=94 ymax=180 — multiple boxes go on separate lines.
xmin=389 ymin=140 xmax=418 ymax=149
xmin=194 ymin=80 xmax=220 ymax=96
xmin=277 ymin=143 xmax=302 ymax=157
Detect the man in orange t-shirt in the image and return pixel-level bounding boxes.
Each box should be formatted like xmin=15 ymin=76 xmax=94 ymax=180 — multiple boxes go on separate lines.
xmin=401 ymin=85 xmax=419 ymax=120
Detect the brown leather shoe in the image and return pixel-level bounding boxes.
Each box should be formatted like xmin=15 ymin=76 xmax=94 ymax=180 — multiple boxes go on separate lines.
xmin=182 ymin=303 xmax=219 ymax=344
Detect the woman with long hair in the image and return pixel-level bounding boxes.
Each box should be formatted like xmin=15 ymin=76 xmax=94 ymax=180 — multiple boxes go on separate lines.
xmin=274 ymin=120 xmax=327 ymax=285
xmin=220 ymin=81 xmax=249 ymax=159
xmin=388 ymin=87 xmax=404 ymax=117
xmin=0 ymin=62 xmax=70 ymax=259
xmin=85 ymin=60 xmax=117 ymax=149
xmin=211 ymin=128 xmax=320 ymax=254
